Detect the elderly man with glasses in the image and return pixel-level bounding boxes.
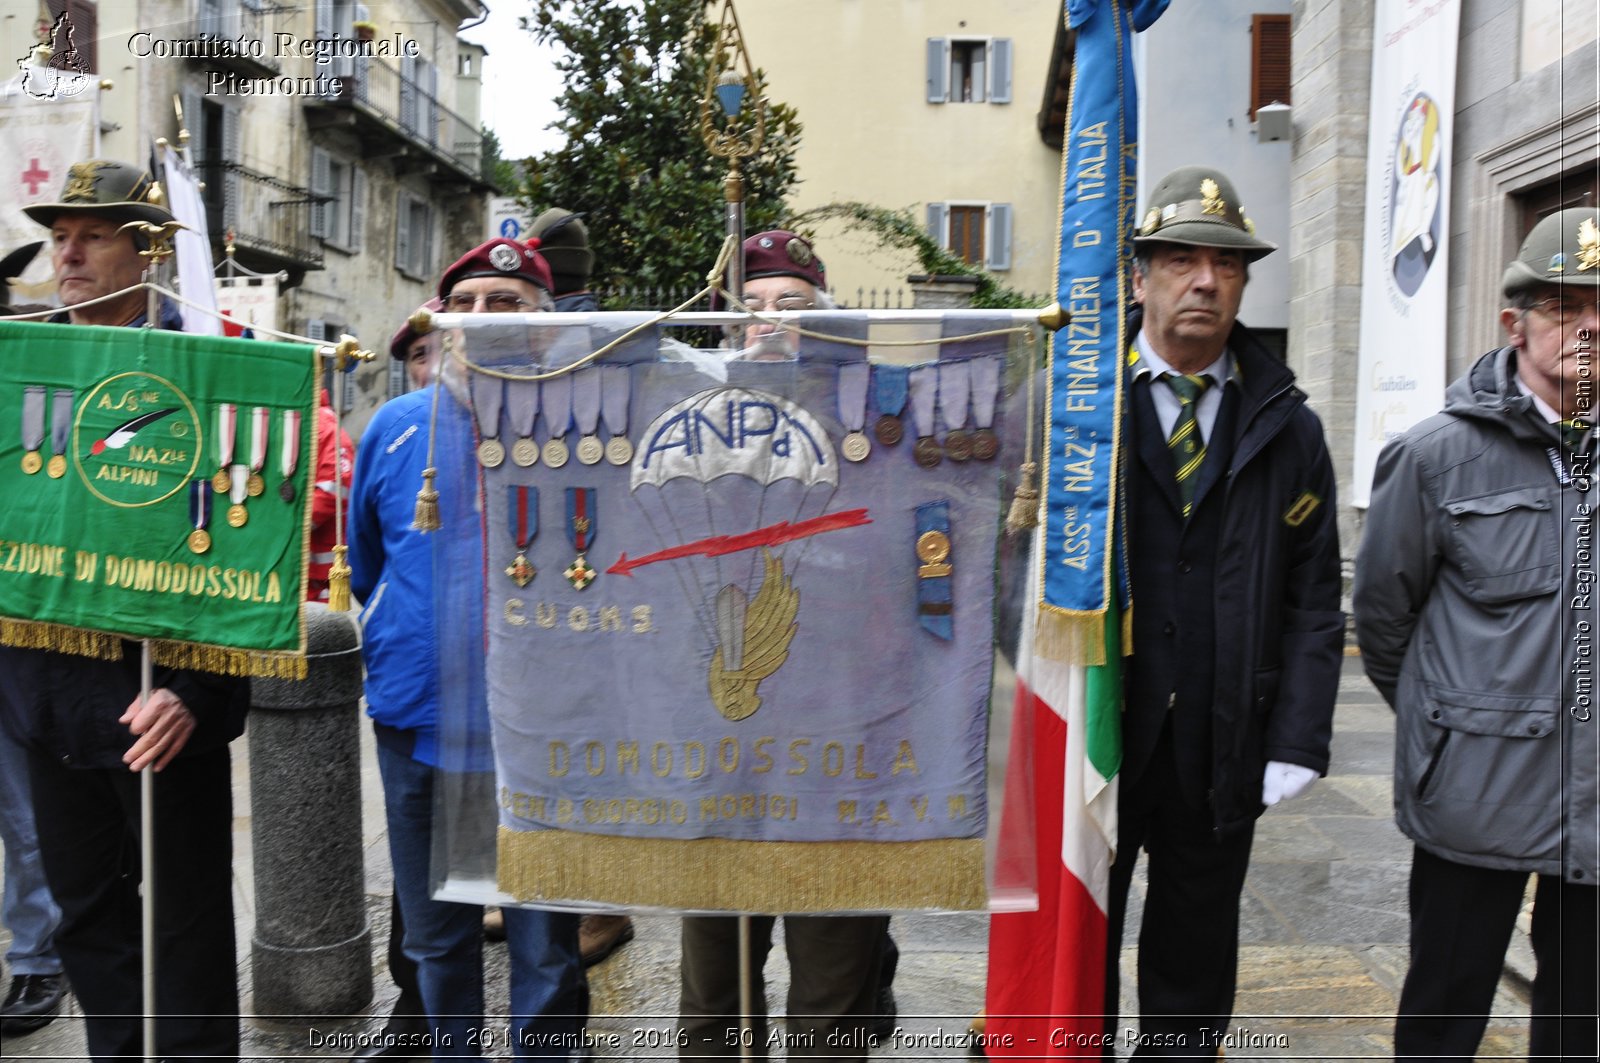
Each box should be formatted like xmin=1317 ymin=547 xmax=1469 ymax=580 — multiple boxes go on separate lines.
xmin=347 ymin=237 xmax=585 ymax=1061
xmin=1356 ymin=207 xmax=1600 ymax=1062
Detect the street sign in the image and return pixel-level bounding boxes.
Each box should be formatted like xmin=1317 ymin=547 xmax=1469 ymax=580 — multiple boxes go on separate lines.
xmin=488 ymin=196 xmax=525 ymax=242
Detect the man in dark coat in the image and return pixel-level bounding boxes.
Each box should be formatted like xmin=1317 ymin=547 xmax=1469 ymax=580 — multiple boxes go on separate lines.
xmin=1104 ymin=165 xmax=1344 ymax=1055
xmin=0 ymin=159 xmax=248 ymax=1060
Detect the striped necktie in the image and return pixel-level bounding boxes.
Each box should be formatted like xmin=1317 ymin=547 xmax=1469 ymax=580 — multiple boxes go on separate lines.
xmin=1561 ymin=419 xmax=1592 ymax=455
xmin=1162 ymin=372 xmax=1214 ymax=518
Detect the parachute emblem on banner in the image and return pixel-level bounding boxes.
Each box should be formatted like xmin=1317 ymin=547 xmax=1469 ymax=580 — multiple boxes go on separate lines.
xmin=629 ymin=387 xmax=842 ymax=721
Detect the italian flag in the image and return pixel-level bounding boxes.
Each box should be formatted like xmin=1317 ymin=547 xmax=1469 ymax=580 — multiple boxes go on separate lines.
xmin=983 ymin=589 xmax=1122 ymax=1058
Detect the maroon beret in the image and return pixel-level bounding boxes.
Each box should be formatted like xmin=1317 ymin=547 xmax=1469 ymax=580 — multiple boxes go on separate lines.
xmin=743 ymin=230 xmax=825 ymax=289
xmin=390 ymin=297 xmax=444 ymax=360
xmin=711 ymin=230 xmax=826 ymax=310
xmin=438 ymin=237 xmax=553 ymax=298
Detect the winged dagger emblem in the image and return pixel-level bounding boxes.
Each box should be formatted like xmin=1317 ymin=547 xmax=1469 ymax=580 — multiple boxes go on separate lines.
xmin=708 ymin=549 xmax=800 ymax=722
xmin=91 ymin=408 xmax=180 ymax=455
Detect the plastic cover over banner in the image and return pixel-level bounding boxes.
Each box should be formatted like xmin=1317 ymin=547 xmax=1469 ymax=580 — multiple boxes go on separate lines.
xmin=429 ymin=310 xmax=1041 ymax=914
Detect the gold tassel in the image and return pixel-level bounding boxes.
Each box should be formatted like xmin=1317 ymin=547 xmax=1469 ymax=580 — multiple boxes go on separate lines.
xmin=1035 ymin=608 xmax=1108 ymax=667
xmin=412 ymin=466 xmax=440 ymax=531
xmin=326 ymin=544 xmax=352 ymax=611
xmin=1005 ymin=461 xmax=1040 ymax=534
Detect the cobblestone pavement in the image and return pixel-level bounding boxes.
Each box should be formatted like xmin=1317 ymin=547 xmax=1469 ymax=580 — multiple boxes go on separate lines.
xmin=2 ymin=655 xmax=1534 ymax=1061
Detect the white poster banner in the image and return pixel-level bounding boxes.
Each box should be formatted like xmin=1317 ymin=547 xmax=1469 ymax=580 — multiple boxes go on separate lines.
xmin=1352 ymin=0 xmax=1461 ymax=507
xmin=160 ymin=145 xmax=222 ymax=336
xmin=0 ymin=72 xmax=99 ymax=301
xmin=215 ymin=274 xmax=281 ymax=337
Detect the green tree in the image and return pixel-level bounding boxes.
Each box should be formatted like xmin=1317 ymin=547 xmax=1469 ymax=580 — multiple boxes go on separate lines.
xmin=480 ymin=125 xmax=520 ymax=192
xmin=515 ymin=0 xmax=803 ymax=302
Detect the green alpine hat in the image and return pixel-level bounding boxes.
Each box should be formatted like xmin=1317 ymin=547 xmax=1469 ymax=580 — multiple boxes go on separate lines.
xmin=1132 ymin=165 xmax=1276 ymax=262
xmin=23 ymin=159 xmax=173 ymax=230
xmin=1502 ymin=207 xmax=1600 ymax=296
xmin=529 ymin=208 xmax=593 ymax=294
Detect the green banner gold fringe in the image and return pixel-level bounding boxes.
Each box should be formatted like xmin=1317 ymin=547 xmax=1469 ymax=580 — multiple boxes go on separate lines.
xmin=0 ymin=619 xmax=307 ymax=680
xmin=498 ymin=829 xmax=987 ymax=912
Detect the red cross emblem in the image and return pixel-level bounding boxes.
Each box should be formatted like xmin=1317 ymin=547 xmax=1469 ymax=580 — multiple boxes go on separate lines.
xmin=21 ymin=158 xmax=50 ymax=197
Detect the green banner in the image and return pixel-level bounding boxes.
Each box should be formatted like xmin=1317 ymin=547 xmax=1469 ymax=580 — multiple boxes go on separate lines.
xmin=0 ymin=320 xmax=316 ymax=669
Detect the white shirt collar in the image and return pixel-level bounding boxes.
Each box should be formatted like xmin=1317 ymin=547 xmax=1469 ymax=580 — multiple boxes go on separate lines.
xmin=1132 ymin=329 xmax=1232 ymax=385
xmin=1514 ymin=372 xmax=1562 ymax=424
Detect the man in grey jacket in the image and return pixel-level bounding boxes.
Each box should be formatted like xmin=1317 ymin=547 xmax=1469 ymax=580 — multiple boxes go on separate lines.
xmin=1355 ymin=207 xmax=1599 ymax=1061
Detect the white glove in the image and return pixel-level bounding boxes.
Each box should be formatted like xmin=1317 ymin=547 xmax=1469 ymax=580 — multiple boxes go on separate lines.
xmin=1261 ymin=761 xmax=1318 ymax=806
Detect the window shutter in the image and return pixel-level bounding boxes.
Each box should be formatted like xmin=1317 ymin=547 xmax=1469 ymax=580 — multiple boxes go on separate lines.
xmin=198 ymin=0 xmax=222 ymax=38
xmin=394 ymin=193 xmax=411 ymax=271
xmin=1250 ymin=14 xmax=1291 ymax=118
xmin=350 ymin=169 xmax=366 ymax=252
xmin=309 ymin=148 xmax=330 ymax=239
xmin=315 ymin=0 xmax=333 ymax=39
xmin=424 ymin=60 xmax=440 ymax=146
xmin=989 ymin=38 xmax=1012 ymax=104
xmin=986 ymin=203 xmax=1013 ymax=271
xmin=388 ymin=357 xmax=404 ymax=399
xmin=420 ymin=203 xmax=434 ymax=276
xmin=307 ymin=317 xmax=325 ymax=341
xmin=926 ymin=202 xmax=948 ymax=244
xmin=399 ymin=55 xmax=417 ymax=134
xmin=181 ymin=86 xmax=204 ymax=162
xmin=926 ymin=38 xmax=947 ymax=103
xmin=221 ymin=106 xmax=241 ymax=230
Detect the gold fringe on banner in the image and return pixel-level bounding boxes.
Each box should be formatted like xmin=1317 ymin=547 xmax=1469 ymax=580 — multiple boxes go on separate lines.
xmin=498 ymin=831 xmax=987 ymax=913
xmin=0 ymin=620 xmax=124 ymax=660
xmin=0 ymin=619 xmax=306 ymax=679
xmin=1034 ymin=606 xmax=1108 ymax=667
xmin=148 ymin=640 xmax=308 ymax=680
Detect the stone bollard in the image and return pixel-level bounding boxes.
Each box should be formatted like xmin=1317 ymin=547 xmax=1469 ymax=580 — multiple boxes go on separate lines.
xmin=248 ymin=601 xmax=372 ymax=1018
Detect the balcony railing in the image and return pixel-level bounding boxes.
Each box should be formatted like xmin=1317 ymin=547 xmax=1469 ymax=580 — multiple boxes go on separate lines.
xmin=309 ymin=54 xmax=486 ymax=184
xmin=195 ymin=161 xmax=323 ymax=272
xmin=186 ymin=0 xmax=281 ymax=77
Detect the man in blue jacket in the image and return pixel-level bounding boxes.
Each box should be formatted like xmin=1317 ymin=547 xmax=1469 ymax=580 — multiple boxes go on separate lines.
xmin=348 ymin=237 xmax=587 ymax=1060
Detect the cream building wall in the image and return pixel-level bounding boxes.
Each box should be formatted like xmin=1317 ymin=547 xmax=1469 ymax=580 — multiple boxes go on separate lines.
xmin=738 ymin=0 xmax=1062 ymax=303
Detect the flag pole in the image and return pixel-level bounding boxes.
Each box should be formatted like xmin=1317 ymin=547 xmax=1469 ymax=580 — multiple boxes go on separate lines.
xmin=139 ymin=639 xmax=157 ymax=1062
xmin=737 ymin=915 xmax=754 ymax=1061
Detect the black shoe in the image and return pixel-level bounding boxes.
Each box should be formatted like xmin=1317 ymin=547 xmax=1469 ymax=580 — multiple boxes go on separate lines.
xmin=0 ymin=973 xmax=66 ymax=1035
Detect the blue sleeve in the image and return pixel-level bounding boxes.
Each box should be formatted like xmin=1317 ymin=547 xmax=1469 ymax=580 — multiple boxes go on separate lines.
xmin=348 ymin=406 xmax=393 ymax=605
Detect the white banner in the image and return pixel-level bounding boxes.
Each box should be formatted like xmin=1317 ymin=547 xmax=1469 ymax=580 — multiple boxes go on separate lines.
xmin=1352 ymin=0 xmax=1461 ymax=507
xmin=0 ymin=71 xmax=99 ymax=302
xmin=160 ymin=145 xmax=222 ymax=336
xmin=214 ymin=274 xmax=280 ymax=337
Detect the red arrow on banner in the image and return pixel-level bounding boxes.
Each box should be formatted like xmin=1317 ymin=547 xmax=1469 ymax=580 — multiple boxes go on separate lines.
xmin=607 ymin=508 xmax=873 ymax=577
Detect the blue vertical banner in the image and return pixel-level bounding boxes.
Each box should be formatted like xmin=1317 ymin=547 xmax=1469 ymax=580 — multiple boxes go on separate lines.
xmin=1037 ymin=0 xmax=1167 ymax=665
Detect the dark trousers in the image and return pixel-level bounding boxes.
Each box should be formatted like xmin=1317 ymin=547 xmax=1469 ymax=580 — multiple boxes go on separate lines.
xmin=28 ymin=745 xmax=239 ymax=1062
xmin=1395 ymin=845 xmax=1599 ymax=1062
xmin=1104 ymin=740 xmax=1256 ymax=1058
xmin=679 ymin=914 xmax=889 ymax=1060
